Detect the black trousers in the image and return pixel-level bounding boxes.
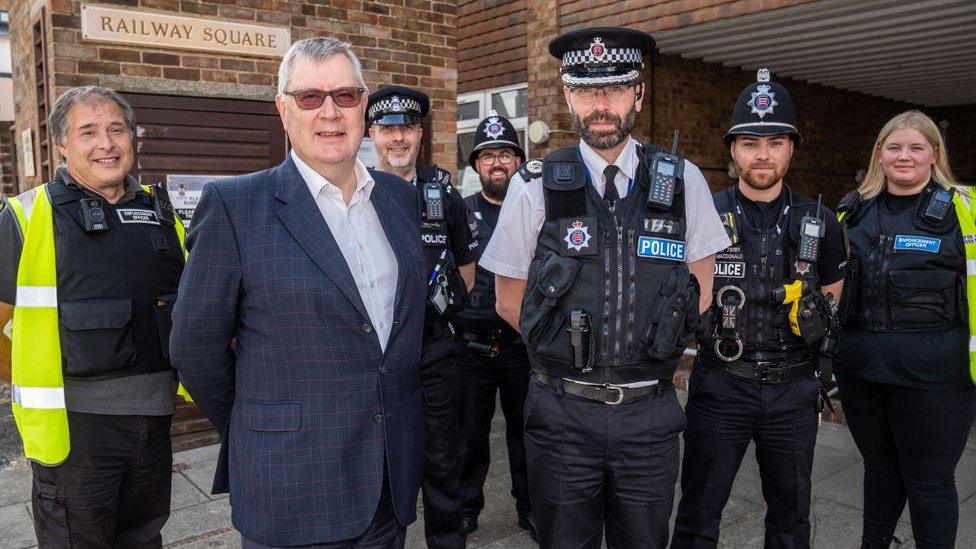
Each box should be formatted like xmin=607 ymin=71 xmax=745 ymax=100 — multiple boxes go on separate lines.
xmin=457 ymin=340 xmax=531 ymax=520
xmin=31 ymin=412 xmax=173 ymax=549
xmin=836 ymin=372 xmax=976 ymax=549
xmin=420 ymin=331 xmax=465 ymax=549
xmin=241 ymin=473 xmax=406 ymax=549
xmin=672 ymin=360 xmax=820 ymax=549
xmin=524 ymin=374 xmax=685 ymax=549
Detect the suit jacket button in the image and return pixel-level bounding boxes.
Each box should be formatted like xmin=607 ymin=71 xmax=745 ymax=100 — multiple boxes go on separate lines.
xmin=373 ymin=414 xmax=384 ymax=424
xmin=363 ymin=323 xmax=373 ymax=333
xmin=380 ymin=366 xmax=387 ymax=375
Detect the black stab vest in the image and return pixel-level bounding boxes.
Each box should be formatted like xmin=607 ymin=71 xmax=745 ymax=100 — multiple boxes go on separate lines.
xmin=454 ymin=194 xmax=507 ymax=334
xmin=699 ymin=186 xmax=822 ymax=364
xmin=48 ymin=174 xmax=184 ymax=380
xmin=519 ymin=144 xmax=697 ymax=384
xmin=842 ymin=183 xmax=966 ymax=333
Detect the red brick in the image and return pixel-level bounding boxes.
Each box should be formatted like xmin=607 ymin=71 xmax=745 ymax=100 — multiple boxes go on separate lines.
xmin=163 ymin=67 xmax=201 ymax=81
xmin=121 ymin=63 xmax=162 ymax=78
xmin=182 ymin=55 xmax=220 ymax=69
xmin=99 ymin=48 xmax=140 ymax=63
xmin=239 ymin=73 xmax=274 ymax=86
xmin=220 ymin=58 xmax=255 ymax=72
xmin=77 ymin=60 xmax=120 ymax=75
xmin=142 ymin=52 xmax=180 ymax=66
xmin=201 ymin=70 xmax=239 ymax=84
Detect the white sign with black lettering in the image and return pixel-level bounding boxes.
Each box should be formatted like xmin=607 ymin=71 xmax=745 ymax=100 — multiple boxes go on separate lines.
xmin=715 ymin=261 xmax=746 ymax=278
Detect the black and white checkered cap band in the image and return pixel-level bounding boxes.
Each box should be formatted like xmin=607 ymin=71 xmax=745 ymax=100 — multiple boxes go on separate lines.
xmin=562 ymin=47 xmax=642 ymax=69
xmin=562 ymin=70 xmax=641 ymax=86
xmin=367 ymin=96 xmax=423 ymax=120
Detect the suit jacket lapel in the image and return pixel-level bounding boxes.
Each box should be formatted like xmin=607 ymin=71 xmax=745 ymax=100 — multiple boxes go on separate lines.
xmin=274 ymin=157 xmax=370 ymax=321
xmin=370 ymin=175 xmax=415 ymax=335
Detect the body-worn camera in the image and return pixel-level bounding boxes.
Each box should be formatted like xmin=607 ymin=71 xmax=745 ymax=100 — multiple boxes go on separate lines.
xmin=80 ymin=198 xmax=108 ymax=232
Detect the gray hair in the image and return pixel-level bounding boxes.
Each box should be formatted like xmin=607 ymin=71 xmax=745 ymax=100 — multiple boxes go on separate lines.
xmin=50 ymin=86 xmax=136 ymax=148
xmin=277 ymin=36 xmax=367 ymax=95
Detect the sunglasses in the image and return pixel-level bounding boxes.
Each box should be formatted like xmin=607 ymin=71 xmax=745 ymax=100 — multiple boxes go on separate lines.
xmin=284 ymin=87 xmax=366 ymax=110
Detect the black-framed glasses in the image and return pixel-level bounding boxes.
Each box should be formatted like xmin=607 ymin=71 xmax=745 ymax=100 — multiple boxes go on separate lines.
xmin=284 ymin=87 xmax=366 ymax=110
xmin=478 ymin=151 xmax=516 ymax=165
xmin=568 ymin=84 xmax=637 ymax=105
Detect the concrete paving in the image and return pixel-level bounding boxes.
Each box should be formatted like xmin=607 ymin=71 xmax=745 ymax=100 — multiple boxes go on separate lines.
xmin=2 ymin=390 xmax=975 ymax=548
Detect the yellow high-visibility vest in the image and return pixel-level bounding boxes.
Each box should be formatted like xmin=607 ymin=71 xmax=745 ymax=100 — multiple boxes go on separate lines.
xmin=838 ymin=188 xmax=976 ymax=386
xmin=6 ymin=183 xmax=188 ymax=465
xmin=951 ymin=190 xmax=976 ymax=386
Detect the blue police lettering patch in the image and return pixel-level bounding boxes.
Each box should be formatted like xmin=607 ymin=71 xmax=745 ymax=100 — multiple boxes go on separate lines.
xmin=637 ymin=236 xmax=686 ymax=261
xmin=893 ymin=235 xmax=941 ymax=253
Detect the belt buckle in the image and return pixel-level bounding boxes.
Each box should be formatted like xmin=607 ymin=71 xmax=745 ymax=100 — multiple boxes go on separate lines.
xmin=755 ymin=361 xmax=773 ymax=384
xmin=603 ymin=385 xmax=625 ymax=405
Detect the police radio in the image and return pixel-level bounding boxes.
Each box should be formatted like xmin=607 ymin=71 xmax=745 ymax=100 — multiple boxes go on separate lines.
xmin=424 ymin=183 xmax=445 ymax=221
xmin=797 ymin=195 xmax=825 ymax=263
xmin=924 ymin=187 xmax=954 ymax=222
xmin=647 ymin=129 xmax=683 ymax=209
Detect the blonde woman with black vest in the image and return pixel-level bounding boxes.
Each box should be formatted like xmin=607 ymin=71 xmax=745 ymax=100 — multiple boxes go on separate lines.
xmin=836 ymin=110 xmax=976 ymax=549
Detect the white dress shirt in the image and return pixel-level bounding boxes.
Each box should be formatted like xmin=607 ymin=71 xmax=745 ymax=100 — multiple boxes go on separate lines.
xmin=480 ymin=137 xmax=730 ymax=280
xmin=291 ymin=150 xmax=399 ymax=352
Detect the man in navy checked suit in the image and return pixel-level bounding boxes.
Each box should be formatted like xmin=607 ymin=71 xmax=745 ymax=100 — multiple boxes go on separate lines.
xmin=170 ymin=37 xmax=427 ymax=548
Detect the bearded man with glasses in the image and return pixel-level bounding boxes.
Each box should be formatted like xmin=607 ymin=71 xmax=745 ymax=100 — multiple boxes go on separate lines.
xmin=480 ymin=27 xmax=729 ymax=548
xmin=170 ymin=37 xmax=427 ymax=549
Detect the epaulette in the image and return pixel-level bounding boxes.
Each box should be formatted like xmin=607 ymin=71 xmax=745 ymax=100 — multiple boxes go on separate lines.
xmin=836 ymin=190 xmax=862 ymax=223
xmin=517 ymin=159 xmax=543 ymax=182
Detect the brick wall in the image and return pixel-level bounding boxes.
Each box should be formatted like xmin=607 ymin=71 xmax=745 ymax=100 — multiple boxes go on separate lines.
xmin=0 ymin=121 xmax=13 ymax=196
xmin=519 ymin=0 xmax=925 ymax=208
xmin=458 ymin=0 xmax=526 ymax=94
xmin=10 ymin=0 xmax=457 ymax=189
xmin=558 ymin=0 xmax=816 ymax=32
xmin=932 ymin=104 xmax=976 ymax=185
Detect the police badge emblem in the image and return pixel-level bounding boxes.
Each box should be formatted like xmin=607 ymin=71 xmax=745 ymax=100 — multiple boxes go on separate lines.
xmin=589 ymin=37 xmax=607 ymax=60
xmin=484 ymin=117 xmax=504 ymax=139
xmin=390 ymin=97 xmax=404 ymax=112
xmin=748 ymin=84 xmax=778 ymax=119
xmin=793 ymin=260 xmax=812 ymax=276
xmin=565 ymin=219 xmax=592 ymax=252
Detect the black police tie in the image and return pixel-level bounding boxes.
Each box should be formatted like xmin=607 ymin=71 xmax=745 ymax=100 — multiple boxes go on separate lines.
xmin=603 ymin=164 xmax=620 ymax=209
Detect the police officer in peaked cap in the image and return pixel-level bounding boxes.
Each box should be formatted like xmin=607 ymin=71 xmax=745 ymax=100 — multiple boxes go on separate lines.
xmin=366 ymin=85 xmax=478 ymax=549
xmin=671 ymin=69 xmax=847 ymax=549
xmin=479 ymin=27 xmax=730 ymax=548
xmin=453 ymin=111 xmax=537 ymax=539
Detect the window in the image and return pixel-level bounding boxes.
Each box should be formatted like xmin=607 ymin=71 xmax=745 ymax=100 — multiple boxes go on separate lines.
xmin=456 ymin=84 xmax=528 ymax=197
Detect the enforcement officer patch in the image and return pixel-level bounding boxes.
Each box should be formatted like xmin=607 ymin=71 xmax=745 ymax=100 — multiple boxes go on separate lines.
xmin=636 ymin=236 xmax=686 ymax=261
xmin=117 ymin=208 xmax=160 ymax=225
xmin=421 ymin=232 xmax=448 ymax=247
xmin=893 ymin=235 xmax=941 ymax=253
xmin=715 ymin=261 xmax=746 ymax=278
xmin=748 ymin=84 xmax=778 ymax=119
xmin=484 ymin=117 xmax=504 ymax=139
xmin=965 ymin=234 xmax=976 ymax=245
xmin=559 ymin=217 xmax=597 ymax=256
xmin=390 ymin=97 xmax=405 ymax=112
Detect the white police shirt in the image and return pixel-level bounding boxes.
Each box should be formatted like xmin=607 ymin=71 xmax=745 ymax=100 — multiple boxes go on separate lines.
xmin=291 ymin=150 xmax=398 ymax=352
xmin=479 ymin=137 xmax=730 ymax=386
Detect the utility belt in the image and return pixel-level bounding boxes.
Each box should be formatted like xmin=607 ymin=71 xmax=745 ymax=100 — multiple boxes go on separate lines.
xmin=459 ymin=328 xmax=522 ymax=358
xmin=702 ymin=355 xmax=814 ymax=384
xmin=534 ymin=371 xmax=671 ymax=405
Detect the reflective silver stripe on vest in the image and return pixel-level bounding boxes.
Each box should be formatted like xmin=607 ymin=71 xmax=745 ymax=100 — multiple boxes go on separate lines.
xmin=16 ymin=187 xmax=40 ymax=222
xmin=970 ymin=335 xmax=976 ymax=353
xmin=15 ymin=286 xmax=57 ymax=308
xmin=12 ymin=385 xmax=66 ymax=409
xmin=967 ymin=259 xmax=976 ymax=276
